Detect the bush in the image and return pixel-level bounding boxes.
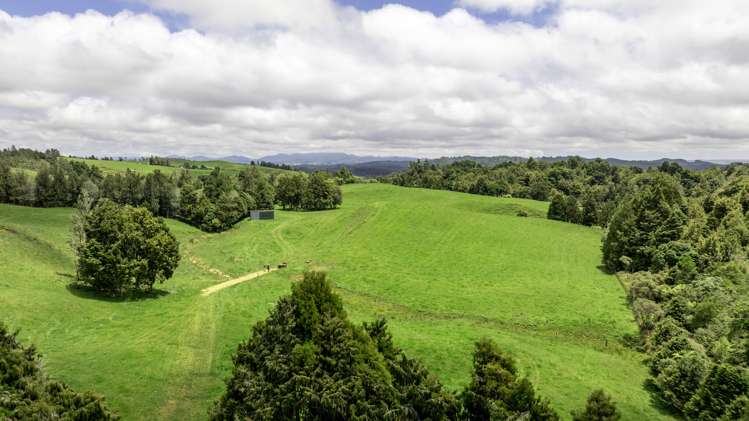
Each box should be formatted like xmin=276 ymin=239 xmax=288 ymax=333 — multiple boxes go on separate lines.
xmin=571 ymin=389 xmax=620 ymax=421
xmin=462 ymin=338 xmax=559 ymax=421
xmin=655 ymin=351 xmax=710 ymax=410
xmin=0 ymin=322 xmax=117 ymax=419
xmin=75 ymin=199 xmax=180 ymax=294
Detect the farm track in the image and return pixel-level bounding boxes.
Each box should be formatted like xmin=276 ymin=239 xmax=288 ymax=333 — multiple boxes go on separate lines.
xmin=200 ymin=268 xmax=279 ymax=296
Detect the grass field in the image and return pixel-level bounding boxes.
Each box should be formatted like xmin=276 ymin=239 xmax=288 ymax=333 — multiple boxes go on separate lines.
xmin=64 ymin=157 xmax=291 ymax=177
xmin=0 ymin=184 xmax=673 ymax=420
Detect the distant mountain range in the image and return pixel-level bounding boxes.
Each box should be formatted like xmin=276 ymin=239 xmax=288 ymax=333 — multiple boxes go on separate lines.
xmin=188 ymin=152 xmax=412 ymax=166
xmin=179 ymin=152 xmax=745 ymax=177
xmin=259 ymin=153 xmax=414 ymax=165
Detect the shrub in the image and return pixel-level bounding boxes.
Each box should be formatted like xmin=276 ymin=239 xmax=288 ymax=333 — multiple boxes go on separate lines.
xmin=462 ymin=338 xmax=559 ymax=421
xmin=571 ymin=389 xmax=620 ymax=421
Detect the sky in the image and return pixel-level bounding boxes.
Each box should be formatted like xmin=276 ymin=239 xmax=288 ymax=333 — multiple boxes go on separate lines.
xmin=0 ymin=0 xmax=748 ymax=159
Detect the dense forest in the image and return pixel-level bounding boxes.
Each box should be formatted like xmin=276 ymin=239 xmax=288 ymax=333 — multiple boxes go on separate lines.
xmin=390 ymin=157 xmax=749 ymax=419
xmin=0 ymin=147 xmax=342 ymax=232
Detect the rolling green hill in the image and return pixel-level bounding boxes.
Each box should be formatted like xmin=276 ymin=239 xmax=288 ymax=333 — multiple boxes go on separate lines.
xmin=64 ymin=157 xmax=291 ymax=177
xmin=0 ymin=184 xmax=672 ymax=420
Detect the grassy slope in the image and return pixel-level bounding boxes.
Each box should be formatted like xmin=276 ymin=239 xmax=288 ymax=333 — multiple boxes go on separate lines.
xmin=64 ymin=157 xmax=290 ymax=177
xmin=0 ymin=184 xmax=671 ymax=420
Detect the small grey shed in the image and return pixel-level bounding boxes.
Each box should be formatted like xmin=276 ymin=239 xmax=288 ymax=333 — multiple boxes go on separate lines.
xmin=250 ymin=210 xmax=275 ymax=220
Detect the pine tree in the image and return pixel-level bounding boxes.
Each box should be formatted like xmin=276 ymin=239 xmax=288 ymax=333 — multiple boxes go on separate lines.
xmin=571 ymin=390 xmax=621 ymax=421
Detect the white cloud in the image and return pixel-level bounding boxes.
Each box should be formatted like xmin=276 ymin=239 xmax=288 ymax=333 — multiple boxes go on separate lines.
xmin=0 ymin=2 xmax=748 ymax=159
xmin=141 ymin=0 xmax=340 ymax=31
xmin=456 ymin=0 xmax=554 ymax=15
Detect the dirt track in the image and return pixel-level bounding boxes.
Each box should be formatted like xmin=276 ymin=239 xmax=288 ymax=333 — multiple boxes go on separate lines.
xmin=200 ymin=268 xmax=278 ymax=296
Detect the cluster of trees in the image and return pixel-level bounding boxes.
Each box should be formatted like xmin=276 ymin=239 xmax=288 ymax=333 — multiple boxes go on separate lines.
xmin=147 ymin=156 xmax=172 ymax=166
xmin=602 ymin=167 xmax=749 ymax=419
xmin=276 ymin=172 xmax=342 ymax=210
xmin=334 ymin=166 xmax=357 ymax=184
xmin=211 ymin=272 xmax=616 ymax=420
xmin=0 ymin=148 xmax=343 ymax=233
xmin=389 ymin=158 xmax=634 ymax=227
xmin=0 ymin=321 xmax=118 ymax=419
xmin=254 ymin=160 xmax=293 ymax=171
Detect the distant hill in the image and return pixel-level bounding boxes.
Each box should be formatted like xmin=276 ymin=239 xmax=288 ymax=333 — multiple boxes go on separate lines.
xmin=177 ymin=153 xmax=728 ymax=176
xmin=259 ymin=152 xmax=414 ymax=166
xmin=708 ymin=159 xmax=749 ymax=165
xmin=430 ymin=155 xmax=725 ymax=171
xmin=189 ymin=155 xmax=256 ymax=164
xmin=296 ymin=160 xmax=413 ymax=177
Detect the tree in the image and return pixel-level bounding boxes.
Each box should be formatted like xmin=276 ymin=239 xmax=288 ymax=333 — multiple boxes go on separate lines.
xmin=70 ymin=180 xmax=99 ymax=260
xmin=571 ymin=390 xmax=621 ymax=421
xmin=603 ymin=173 xmax=688 ymax=272
xmin=335 ymin=166 xmax=356 ymax=185
xmin=655 ymin=351 xmax=710 ymax=411
xmin=303 ymin=172 xmax=342 ymax=210
xmin=0 ymin=321 xmax=118 ymax=419
xmin=548 ymin=193 xmax=567 ymax=221
xmin=238 ymin=166 xmax=275 ymax=209
xmin=0 ymin=161 xmax=11 ymax=202
xmin=363 ymin=318 xmax=461 ymax=419
xmin=462 ymin=338 xmax=559 ymax=420
xmin=211 ymin=272 xmax=469 ymax=420
xmin=143 ymin=170 xmax=178 ymax=217
xmin=202 ymin=167 xmax=233 ymax=202
xmin=276 ymin=173 xmax=307 ymax=210
xmin=75 ymin=199 xmax=180 ymax=294
xmin=685 ymin=364 xmax=749 ymax=420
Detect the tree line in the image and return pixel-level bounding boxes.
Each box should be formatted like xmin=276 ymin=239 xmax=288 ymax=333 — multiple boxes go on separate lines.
xmin=0 ymin=147 xmax=342 ymax=232
xmin=601 ymin=169 xmax=749 ymax=419
xmin=210 ymin=272 xmax=619 ymax=420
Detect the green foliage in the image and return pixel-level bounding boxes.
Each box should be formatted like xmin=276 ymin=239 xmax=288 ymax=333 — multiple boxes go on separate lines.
xmin=276 ymin=172 xmax=307 ymax=209
xmin=211 ymin=272 xmax=458 ymax=420
xmin=0 ymin=321 xmax=117 ymax=420
xmin=603 ymin=173 xmax=687 ymax=272
xmin=303 ymin=172 xmax=342 ymax=210
xmin=1 ymin=148 xmax=330 ymax=233
xmin=238 ymin=165 xmax=275 ymax=208
xmin=462 ymin=338 xmax=559 ymax=420
xmin=75 ymin=199 xmax=180 ymax=294
xmin=391 ymin=157 xmax=632 ymax=227
xmin=571 ymin=390 xmax=621 ymax=421
xmin=335 ymin=166 xmax=357 ymax=185
xmin=654 ymin=351 xmax=710 ymax=411
xmin=685 ymin=364 xmax=749 ymax=420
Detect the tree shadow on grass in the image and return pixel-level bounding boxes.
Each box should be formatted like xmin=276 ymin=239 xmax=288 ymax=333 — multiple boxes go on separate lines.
xmin=597 ymin=264 xmax=615 ymax=275
xmin=65 ymin=283 xmax=170 ymax=302
xmin=643 ymin=377 xmax=682 ymax=418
